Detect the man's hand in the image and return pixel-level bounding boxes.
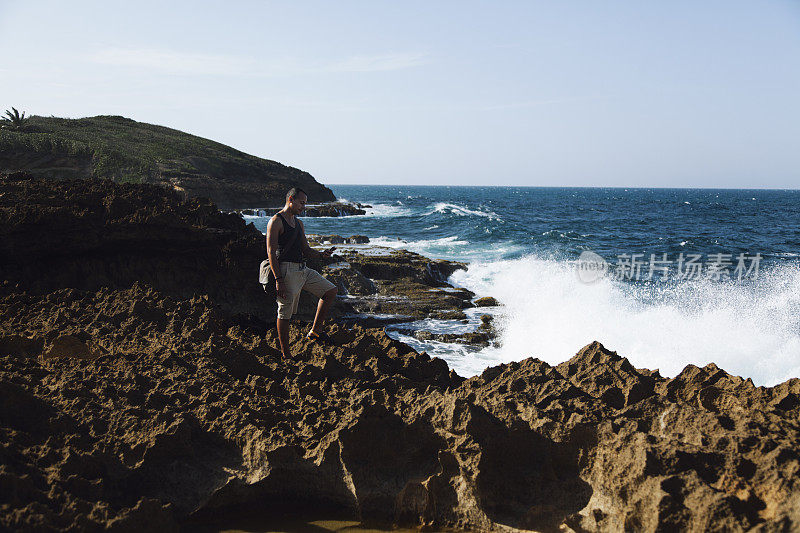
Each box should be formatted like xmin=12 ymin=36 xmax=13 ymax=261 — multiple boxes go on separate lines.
xmin=276 ymin=279 xmax=287 ymax=299
xmin=322 ymin=246 xmax=336 ymax=258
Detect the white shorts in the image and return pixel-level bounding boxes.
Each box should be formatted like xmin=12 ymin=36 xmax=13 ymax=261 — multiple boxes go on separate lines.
xmin=276 ymin=262 xmax=336 ymax=320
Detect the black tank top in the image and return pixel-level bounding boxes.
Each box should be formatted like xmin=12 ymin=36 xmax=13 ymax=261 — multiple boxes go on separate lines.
xmin=275 ymin=212 xmax=303 ymax=263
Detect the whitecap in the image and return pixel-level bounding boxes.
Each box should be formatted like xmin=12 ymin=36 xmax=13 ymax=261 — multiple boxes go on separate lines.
xmin=362 ymin=203 xmax=413 ymax=217
xmin=369 ymin=235 xmax=469 ymax=254
xmin=426 ymin=202 xmax=500 ymax=220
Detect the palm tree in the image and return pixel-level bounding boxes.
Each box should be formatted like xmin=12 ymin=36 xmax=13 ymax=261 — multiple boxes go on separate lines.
xmin=1 ymin=108 xmax=29 ymax=131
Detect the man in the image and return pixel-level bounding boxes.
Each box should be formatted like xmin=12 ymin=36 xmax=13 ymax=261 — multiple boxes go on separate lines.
xmin=266 ymin=187 xmax=337 ymax=358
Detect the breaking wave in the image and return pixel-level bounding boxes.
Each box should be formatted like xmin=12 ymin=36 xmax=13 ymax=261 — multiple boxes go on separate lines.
xmin=450 ymin=256 xmax=800 ymax=385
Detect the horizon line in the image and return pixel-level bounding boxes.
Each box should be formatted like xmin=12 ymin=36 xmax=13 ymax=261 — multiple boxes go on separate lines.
xmin=324 ymin=183 xmax=800 ymax=192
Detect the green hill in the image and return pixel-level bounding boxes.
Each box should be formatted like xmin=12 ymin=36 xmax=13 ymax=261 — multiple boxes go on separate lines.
xmin=0 ymin=115 xmax=335 ymax=209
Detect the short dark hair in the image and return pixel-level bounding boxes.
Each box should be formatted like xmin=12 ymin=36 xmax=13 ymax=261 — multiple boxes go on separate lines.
xmin=286 ymin=187 xmax=307 ymax=201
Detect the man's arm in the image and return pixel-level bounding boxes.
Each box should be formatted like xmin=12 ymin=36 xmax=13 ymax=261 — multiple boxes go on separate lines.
xmin=266 ymin=216 xmax=286 ymax=297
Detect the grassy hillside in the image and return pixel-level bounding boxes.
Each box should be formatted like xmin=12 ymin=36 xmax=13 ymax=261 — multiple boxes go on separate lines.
xmin=0 ymin=115 xmax=335 ymax=208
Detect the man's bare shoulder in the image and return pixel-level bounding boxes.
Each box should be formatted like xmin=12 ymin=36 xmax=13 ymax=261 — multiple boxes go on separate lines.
xmin=267 ymin=214 xmax=283 ymax=233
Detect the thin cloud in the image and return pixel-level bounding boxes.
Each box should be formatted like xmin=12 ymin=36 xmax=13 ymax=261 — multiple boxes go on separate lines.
xmin=323 ymin=52 xmax=429 ymax=73
xmin=90 ymin=48 xmax=256 ymax=76
xmin=89 ymin=48 xmax=428 ymax=76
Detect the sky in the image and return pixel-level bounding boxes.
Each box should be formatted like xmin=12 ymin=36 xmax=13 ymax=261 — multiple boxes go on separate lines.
xmin=1 ymin=0 xmax=799 ymax=188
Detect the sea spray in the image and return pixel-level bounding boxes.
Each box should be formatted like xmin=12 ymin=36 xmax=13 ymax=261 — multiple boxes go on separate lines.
xmin=450 ymin=256 xmax=800 ymax=385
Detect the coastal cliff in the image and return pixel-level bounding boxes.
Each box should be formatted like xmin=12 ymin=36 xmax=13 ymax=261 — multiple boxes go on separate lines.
xmin=0 ymin=115 xmax=335 ymax=209
xmin=1 ymin=176 xmax=799 ymax=532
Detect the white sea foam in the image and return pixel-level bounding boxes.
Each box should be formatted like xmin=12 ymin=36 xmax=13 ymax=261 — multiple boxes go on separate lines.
xmin=367 ymin=235 xmax=526 ymax=263
xmin=384 ymin=307 xmax=506 ymax=376
xmin=369 ymin=235 xmax=469 ymax=255
xmin=449 ymin=256 xmax=800 ymax=385
xmin=362 ymin=203 xmax=413 ymax=217
xmin=427 ymin=202 xmax=500 ymax=220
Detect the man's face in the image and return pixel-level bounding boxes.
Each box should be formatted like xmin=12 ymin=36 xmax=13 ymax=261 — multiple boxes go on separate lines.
xmin=287 ymin=193 xmax=307 ymax=214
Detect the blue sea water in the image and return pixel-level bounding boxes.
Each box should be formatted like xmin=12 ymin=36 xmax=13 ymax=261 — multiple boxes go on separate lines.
xmin=246 ymin=186 xmax=800 ymax=386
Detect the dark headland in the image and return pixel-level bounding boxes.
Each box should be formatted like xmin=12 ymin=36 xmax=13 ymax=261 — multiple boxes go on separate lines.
xmin=0 ymin=132 xmax=799 ymax=531
xmin=0 ymin=115 xmax=335 ymax=209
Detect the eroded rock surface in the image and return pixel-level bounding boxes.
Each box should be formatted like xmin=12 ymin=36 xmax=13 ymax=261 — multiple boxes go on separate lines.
xmin=303 ymin=202 xmax=368 ymax=217
xmin=2 ymin=289 xmax=798 ymax=532
xmin=322 ymin=246 xmax=473 ymax=321
xmin=1 ymin=177 xmax=798 ymax=532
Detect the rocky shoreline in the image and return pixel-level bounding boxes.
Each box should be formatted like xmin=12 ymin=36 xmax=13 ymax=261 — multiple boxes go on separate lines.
xmin=1 ymin=175 xmax=799 ymax=532
xmin=238 ymin=201 xmax=370 ymax=218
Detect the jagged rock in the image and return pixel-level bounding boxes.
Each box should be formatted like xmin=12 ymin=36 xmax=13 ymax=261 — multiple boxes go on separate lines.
xmin=415 ymin=329 xmax=493 ymax=346
xmin=429 ymin=309 xmax=468 ymax=320
xmin=412 ymin=317 xmax=496 ymax=346
xmin=1 ymin=178 xmax=798 ymax=532
xmin=307 ymin=234 xmax=370 ymax=245
xmin=0 ymin=334 xmax=43 ymax=358
xmin=0 ymin=177 xmax=342 ymax=325
xmin=42 ymin=334 xmax=97 ymax=360
xmin=303 ymin=202 xmax=366 ymax=217
xmin=344 ymin=249 xmax=466 ymax=283
xmin=2 ymin=277 xmax=798 ymax=532
xmin=321 ymin=234 xmax=347 ymax=244
xmin=474 ymin=296 xmax=500 ymax=307
xmin=556 ymin=341 xmax=657 ymax=409
xmin=331 ymin=248 xmax=472 ymax=320
xmin=323 ymin=265 xmax=377 ymax=296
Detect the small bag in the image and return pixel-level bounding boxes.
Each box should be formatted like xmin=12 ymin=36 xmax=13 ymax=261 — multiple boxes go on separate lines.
xmin=259 ymin=259 xmax=274 ymax=287
xmin=259 ymin=215 xmax=302 ymax=292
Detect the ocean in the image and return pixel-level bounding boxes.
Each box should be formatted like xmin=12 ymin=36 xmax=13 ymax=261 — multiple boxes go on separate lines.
xmin=246 ymin=185 xmax=800 ymax=386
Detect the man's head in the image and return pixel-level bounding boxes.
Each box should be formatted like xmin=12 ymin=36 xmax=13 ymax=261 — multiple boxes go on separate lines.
xmin=285 ymin=187 xmax=307 ymax=215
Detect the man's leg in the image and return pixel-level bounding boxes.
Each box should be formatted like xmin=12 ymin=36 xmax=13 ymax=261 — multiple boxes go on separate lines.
xmin=276 ymin=318 xmax=291 ymax=357
xmin=310 ymin=287 xmax=337 ymax=335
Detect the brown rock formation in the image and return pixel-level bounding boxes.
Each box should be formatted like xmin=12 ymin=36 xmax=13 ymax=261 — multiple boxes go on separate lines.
xmin=1 ymin=176 xmax=798 ymax=532
xmin=326 ymin=247 xmax=473 ymax=321
xmin=2 ymin=287 xmax=798 ymax=532
xmin=474 ymin=296 xmax=500 ymax=307
xmin=307 ymin=234 xmax=370 ymax=245
xmin=0 ymin=174 xmax=320 ymax=326
xmin=302 ymin=202 xmax=368 ymax=217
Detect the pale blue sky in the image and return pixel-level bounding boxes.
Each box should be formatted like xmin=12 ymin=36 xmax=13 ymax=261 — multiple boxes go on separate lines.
xmin=2 ymin=1 xmax=799 ymax=188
